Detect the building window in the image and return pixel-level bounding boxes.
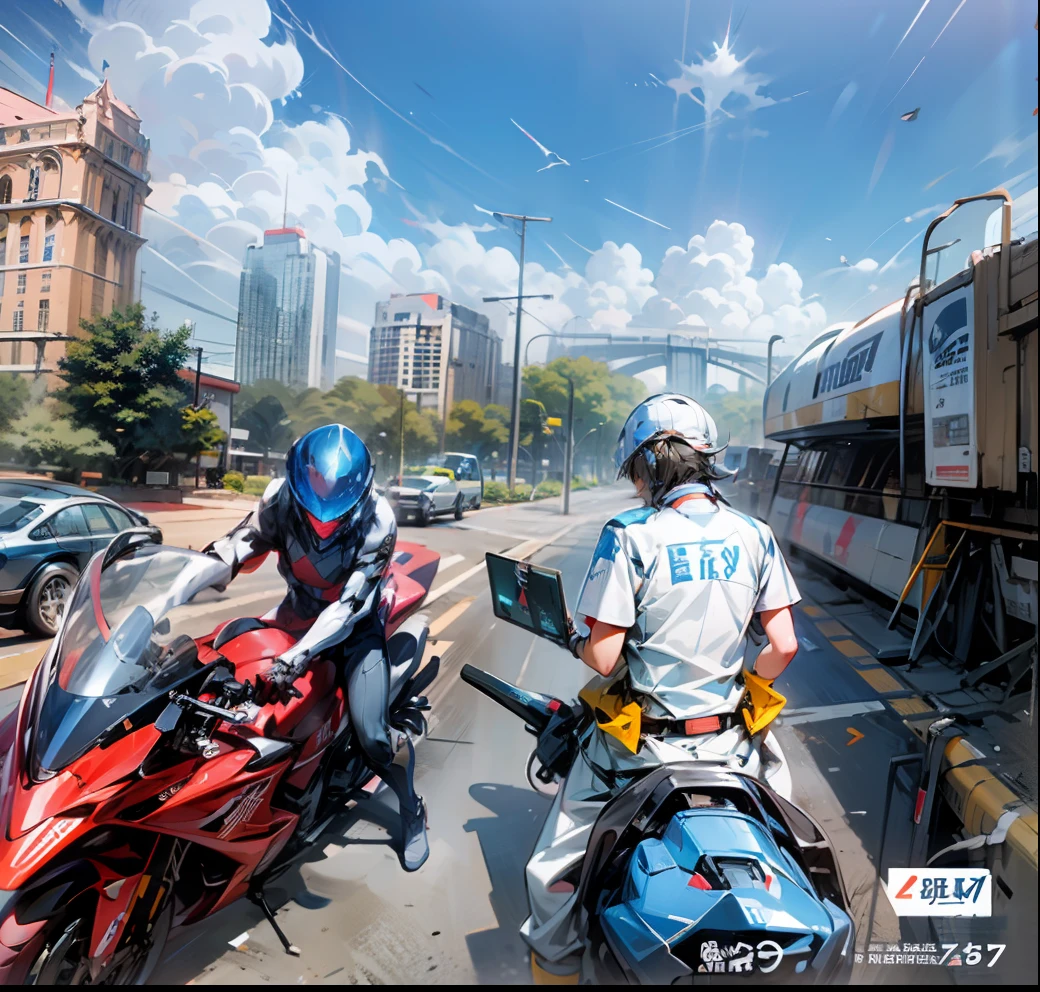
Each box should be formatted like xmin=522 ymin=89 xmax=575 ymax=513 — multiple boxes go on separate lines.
xmin=394 ymin=312 xmax=411 ymax=322
xmin=43 ymin=232 xmax=54 ymax=262
xmin=0 ymin=175 xmax=10 ymax=204
xmin=12 ymin=302 xmax=24 ymax=331
xmin=38 ymin=299 xmax=49 ymax=332
xmin=111 ymin=188 xmax=119 ymax=223
xmin=16 ymin=273 xmax=26 ymax=294
xmin=41 ymin=270 xmax=51 ymax=293
xmin=26 ymin=166 xmax=40 ymax=202
xmin=19 ymin=235 xmax=29 ymax=264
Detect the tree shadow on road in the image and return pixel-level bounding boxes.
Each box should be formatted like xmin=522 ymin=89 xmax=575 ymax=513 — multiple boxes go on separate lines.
xmin=463 ymin=781 xmax=552 ymax=985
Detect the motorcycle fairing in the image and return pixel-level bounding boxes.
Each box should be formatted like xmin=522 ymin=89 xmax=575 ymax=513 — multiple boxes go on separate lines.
xmin=574 ymin=764 xmax=854 ymax=985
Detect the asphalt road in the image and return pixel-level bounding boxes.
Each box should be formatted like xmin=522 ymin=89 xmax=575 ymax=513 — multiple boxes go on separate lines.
xmin=77 ymin=484 xmax=921 ymax=986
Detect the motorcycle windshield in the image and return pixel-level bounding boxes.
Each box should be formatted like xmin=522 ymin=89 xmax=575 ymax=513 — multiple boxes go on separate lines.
xmin=31 ymin=545 xmax=231 ymax=777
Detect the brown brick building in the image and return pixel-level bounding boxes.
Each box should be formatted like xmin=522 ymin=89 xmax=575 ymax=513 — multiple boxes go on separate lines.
xmin=0 ymin=79 xmax=150 ymax=376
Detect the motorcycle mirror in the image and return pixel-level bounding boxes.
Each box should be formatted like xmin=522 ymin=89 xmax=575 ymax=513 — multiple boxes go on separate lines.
xmin=154 ymin=617 xmax=171 ymax=636
xmin=155 ymin=701 xmax=183 ymax=733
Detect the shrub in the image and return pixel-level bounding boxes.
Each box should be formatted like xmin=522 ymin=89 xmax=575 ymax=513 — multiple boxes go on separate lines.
xmin=572 ymin=476 xmax=589 ymax=491
xmin=222 ymin=470 xmax=245 ymax=492
xmin=510 ymin=484 xmax=533 ymax=501
xmin=483 ymin=480 xmax=510 ymax=503
xmin=243 ymin=474 xmax=272 ymax=495
xmin=534 ymin=479 xmax=562 ymax=498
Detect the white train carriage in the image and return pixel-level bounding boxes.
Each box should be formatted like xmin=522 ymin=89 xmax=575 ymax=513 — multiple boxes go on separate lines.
xmin=764 ymin=303 xmax=926 ymax=608
xmin=763 ymin=189 xmax=1037 ymax=652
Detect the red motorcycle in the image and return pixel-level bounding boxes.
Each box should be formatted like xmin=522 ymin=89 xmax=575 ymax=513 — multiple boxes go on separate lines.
xmin=0 ymin=529 xmax=440 ymax=984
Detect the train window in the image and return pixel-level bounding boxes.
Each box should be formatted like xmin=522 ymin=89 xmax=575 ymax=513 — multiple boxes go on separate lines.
xmin=821 ymin=443 xmax=857 ymax=487
xmin=781 ymin=448 xmax=803 ymax=482
xmin=795 ymin=449 xmax=822 ymax=483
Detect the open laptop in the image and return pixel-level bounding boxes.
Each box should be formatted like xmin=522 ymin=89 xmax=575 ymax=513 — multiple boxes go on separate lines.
xmin=485 ymin=552 xmax=570 ymax=647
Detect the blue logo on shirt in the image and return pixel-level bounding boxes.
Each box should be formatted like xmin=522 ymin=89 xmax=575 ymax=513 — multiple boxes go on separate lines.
xmin=593 ymin=525 xmax=621 ymax=563
xmin=667 ymin=542 xmax=741 ymax=583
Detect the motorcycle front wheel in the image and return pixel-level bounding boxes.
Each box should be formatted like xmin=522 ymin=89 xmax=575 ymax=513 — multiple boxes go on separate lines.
xmin=23 ymin=899 xmax=172 ymax=986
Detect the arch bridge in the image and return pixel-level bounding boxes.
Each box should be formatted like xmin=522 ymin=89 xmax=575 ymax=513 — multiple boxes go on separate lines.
xmin=546 ymin=330 xmax=778 ymax=396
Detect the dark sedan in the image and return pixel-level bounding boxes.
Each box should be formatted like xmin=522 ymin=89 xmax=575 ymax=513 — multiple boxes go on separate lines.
xmin=0 ymin=479 xmax=149 ymax=636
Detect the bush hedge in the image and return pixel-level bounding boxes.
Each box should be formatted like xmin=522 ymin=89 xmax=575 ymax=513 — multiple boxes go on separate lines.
xmin=222 ymin=470 xmax=245 ymax=492
xmin=243 ymin=474 xmax=272 ymax=495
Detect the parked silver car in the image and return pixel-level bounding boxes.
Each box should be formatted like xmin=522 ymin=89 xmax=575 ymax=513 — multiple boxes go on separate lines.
xmin=0 ymin=479 xmax=149 ymax=635
xmin=387 ymin=475 xmax=467 ymax=526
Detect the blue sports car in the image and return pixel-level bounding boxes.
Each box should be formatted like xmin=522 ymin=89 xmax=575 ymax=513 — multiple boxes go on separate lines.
xmin=0 ymin=479 xmax=148 ymax=636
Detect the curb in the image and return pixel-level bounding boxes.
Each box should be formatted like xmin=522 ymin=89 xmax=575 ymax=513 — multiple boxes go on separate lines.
xmin=800 ymin=607 xmax=1038 ymax=873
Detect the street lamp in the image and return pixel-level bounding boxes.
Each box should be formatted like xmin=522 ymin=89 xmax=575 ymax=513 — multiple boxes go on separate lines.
xmin=561 ymin=375 xmax=575 ymax=515
xmin=766 ymin=335 xmax=784 ymax=386
xmin=482 ymin=210 xmax=552 ymax=492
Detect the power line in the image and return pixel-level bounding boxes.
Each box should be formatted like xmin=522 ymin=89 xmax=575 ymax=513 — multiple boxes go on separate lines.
xmin=142 ymin=282 xmax=238 ymax=325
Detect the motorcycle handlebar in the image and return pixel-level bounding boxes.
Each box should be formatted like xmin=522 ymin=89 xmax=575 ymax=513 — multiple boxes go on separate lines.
xmin=460 ymin=664 xmax=557 ymax=733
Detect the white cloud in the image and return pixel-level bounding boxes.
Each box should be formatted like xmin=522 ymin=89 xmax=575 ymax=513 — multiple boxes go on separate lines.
xmin=79 ymin=1 xmax=827 ymax=374
xmin=666 ymin=32 xmax=776 ymax=121
xmin=979 ymin=132 xmax=1034 ymax=168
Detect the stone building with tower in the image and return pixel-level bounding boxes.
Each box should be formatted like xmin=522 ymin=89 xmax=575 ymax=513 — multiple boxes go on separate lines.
xmin=0 ymin=79 xmax=150 ymax=376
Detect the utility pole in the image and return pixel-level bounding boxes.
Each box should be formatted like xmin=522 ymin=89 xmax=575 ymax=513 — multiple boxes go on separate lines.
xmin=562 ymin=376 xmax=575 ymax=516
xmin=137 ymin=268 xmax=145 ymax=303
xmin=192 ymin=344 xmax=204 ymax=489
xmin=483 ymin=211 xmax=552 ymax=491
xmin=398 ymin=389 xmax=406 ymax=485
xmin=767 ymin=334 xmax=784 ymax=386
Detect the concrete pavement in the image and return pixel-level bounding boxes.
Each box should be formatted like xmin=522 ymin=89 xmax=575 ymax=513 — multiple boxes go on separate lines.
xmin=2 ymin=485 xmax=1029 ymax=983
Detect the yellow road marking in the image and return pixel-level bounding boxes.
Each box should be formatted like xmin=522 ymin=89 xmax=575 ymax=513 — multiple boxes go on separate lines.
xmin=419 ymin=640 xmax=451 ymax=672
xmin=428 ymin=596 xmax=475 ymax=637
xmin=801 ymin=605 xmax=827 ymax=618
xmin=831 ymin=638 xmax=873 ymax=661
xmin=890 ymin=696 xmax=932 ymax=716
xmin=816 ymin=619 xmax=851 ymax=638
xmin=0 ymin=643 xmax=47 ymax=691
xmin=857 ymin=667 xmax=905 ymax=694
xmin=846 ymin=727 xmax=865 ymax=746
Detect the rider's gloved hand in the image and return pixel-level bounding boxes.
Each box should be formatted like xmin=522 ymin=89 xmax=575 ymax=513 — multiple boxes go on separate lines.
xmin=252 ymin=658 xmax=304 ymax=706
xmin=566 ymin=616 xmax=588 ymax=660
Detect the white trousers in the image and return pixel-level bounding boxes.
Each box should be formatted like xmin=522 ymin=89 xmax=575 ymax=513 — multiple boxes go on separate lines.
xmin=520 ymin=721 xmax=791 ymax=965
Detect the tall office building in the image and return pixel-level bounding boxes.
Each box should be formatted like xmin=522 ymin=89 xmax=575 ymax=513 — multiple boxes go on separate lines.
xmin=234 ymin=227 xmax=340 ymax=390
xmin=368 ymin=294 xmax=502 ymax=418
xmin=0 ymin=80 xmax=150 ymax=375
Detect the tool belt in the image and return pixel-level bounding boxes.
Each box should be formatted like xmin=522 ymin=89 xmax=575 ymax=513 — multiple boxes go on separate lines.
xmin=640 ymin=711 xmax=742 ymax=737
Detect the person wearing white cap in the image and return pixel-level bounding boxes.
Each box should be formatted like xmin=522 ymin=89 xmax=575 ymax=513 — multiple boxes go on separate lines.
xmin=522 ymin=393 xmax=802 ymax=982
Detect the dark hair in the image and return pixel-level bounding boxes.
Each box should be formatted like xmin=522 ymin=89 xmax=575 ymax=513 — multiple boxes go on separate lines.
xmin=622 ymin=433 xmax=726 ymax=502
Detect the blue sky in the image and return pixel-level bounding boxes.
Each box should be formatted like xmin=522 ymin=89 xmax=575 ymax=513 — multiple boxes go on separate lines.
xmin=1 ymin=1 xmax=1036 ymax=384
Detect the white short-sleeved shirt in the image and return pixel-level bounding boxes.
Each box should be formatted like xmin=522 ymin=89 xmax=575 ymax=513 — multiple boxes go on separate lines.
xmin=576 ymin=497 xmax=800 ymax=719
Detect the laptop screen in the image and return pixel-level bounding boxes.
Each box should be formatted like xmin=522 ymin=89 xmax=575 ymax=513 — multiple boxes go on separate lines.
xmin=485 ymin=552 xmax=570 ymax=646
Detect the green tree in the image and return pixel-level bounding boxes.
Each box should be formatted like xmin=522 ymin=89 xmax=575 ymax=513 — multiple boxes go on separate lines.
xmin=0 ymin=373 xmax=29 ymax=434
xmin=235 ymin=379 xmax=300 ymax=456
xmin=523 ymin=356 xmax=646 ymax=479
xmin=708 ymin=387 xmax=765 ymax=447
xmin=57 ymin=304 xmax=226 ymax=482
xmin=445 ymin=399 xmax=508 ymax=457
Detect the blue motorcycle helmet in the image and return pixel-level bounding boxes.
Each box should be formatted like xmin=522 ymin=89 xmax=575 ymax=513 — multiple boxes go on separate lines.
xmin=286 ymin=424 xmax=374 ymax=528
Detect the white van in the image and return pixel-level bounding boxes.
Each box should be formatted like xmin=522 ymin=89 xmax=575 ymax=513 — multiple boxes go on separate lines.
xmin=439 ymin=453 xmax=483 ymax=509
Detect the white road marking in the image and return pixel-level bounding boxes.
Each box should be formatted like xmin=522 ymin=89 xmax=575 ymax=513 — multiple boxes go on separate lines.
xmin=781 ymin=700 xmax=886 ymax=726
xmin=228 ymin=932 xmax=250 ymax=948
xmin=515 ymin=641 xmax=537 ymax=687
xmin=437 ymin=554 xmax=465 ymax=573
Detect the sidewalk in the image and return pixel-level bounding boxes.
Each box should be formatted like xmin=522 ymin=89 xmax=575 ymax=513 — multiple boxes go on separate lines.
xmin=144 ymin=502 xmax=249 ymax=551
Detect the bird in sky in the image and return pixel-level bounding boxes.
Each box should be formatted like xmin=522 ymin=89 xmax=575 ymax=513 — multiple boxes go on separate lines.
xmin=900 ymin=107 xmax=920 ymax=121
xmin=510 ymin=119 xmax=570 ymax=172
